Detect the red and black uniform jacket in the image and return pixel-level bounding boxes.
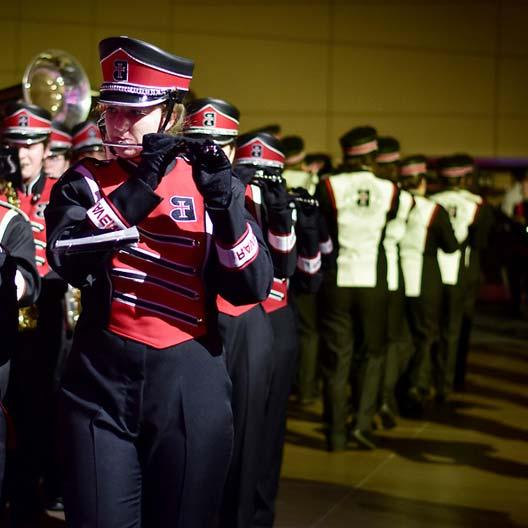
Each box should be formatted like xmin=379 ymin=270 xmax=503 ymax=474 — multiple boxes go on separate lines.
xmin=45 ymin=157 xmax=273 ymax=350
xmin=0 ymin=200 xmax=40 ymax=364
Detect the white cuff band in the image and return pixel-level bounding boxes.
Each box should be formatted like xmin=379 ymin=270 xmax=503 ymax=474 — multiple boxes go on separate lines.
xmin=297 ymin=252 xmax=321 ymax=274
xmin=268 ymin=227 xmax=296 ymax=253
xmin=216 ymin=224 xmax=259 ymax=269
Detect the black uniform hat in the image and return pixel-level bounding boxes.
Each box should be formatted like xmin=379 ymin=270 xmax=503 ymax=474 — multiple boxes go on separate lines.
xmin=48 ymin=121 xmax=72 ymax=153
xmin=98 ymin=36 xmax=194 ymax=107
xmin=281 ymin=135 xmax=305 ymax=166
xmin=183 ymin=97 xmax=240 ymax=146
xmin=72 ymin=120 xmax=104 ymax=153
xmin=399 ymin=155 xmax=428 ymax=178
xmin=235 ymin=132 xmax=285 ymax=169
xmin=2 ymin=102 xmax=52 ymax=145
xmin=437 ymin=153 xmax=474 ymax=179
xmin=340 ymin=126 xmax=378 ymax=157
xmin=376 ymin=136 xmax=400 ymax=164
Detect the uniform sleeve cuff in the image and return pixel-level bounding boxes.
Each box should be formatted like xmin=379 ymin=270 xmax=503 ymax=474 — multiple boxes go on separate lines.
xmin=216 ymin=223 xmax=259 ymax=270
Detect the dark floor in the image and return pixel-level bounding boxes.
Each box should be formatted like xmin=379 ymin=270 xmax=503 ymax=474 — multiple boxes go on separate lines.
xmin=275 ymin=311 xmax=528 ymax=527
xmin=25 ymin=308 xmax=528 ymax=527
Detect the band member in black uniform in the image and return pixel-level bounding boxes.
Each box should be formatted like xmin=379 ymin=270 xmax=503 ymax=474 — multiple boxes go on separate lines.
xmin=232 ymin=133 xmax=300 ymax=527
xmin=397 ymin=156 xmax=458 ymax=412
xmin=0 ymin=151 xmax=40 ymax=499
xmin=1 ymin=102 xmax=69 ymax=521
xmin=375 ymin=137 xmax=414 ymax=428
xmin=453 ymin=154 xmax=494 ymax=390
xmin=183 ymin=98 xmax=274 ymax=528
xmin=429 ymin=155 xmax=483 ymax=402
xmin=44 ymin=122 xmax=72 ymax=180
xmin=45 ymin=36 xmax=273 ymax=527
xmin=317 ymin=126 xmax=399 ymax=450
xmin=71 ymin=120 xmax=106 ymax=162
xmin=281 ymin=136 xmax=320 ymax=404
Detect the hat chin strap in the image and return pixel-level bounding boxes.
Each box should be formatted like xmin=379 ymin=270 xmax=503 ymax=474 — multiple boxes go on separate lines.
xmin=158 ymin=92 xmax=178 ymax=134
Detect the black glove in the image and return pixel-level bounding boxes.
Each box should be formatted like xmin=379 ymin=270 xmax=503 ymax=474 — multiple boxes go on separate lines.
xmin=261 ymin=178 xmax=289 ymax=213
xmin=182 ymin=137 xmax=233 ymax=209
xmin=137 ymin=133 xmax=186 ymax=190
xmin=292 ymin=188 xmax=319 ymax=254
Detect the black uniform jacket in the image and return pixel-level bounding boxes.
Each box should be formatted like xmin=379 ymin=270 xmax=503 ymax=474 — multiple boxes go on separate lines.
xmin=44 ymin=158 xmax=273 ymax=348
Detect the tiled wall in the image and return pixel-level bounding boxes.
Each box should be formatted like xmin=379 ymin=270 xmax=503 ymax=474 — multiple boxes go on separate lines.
xmin=1 ymin=0 xmax=526 ymax=160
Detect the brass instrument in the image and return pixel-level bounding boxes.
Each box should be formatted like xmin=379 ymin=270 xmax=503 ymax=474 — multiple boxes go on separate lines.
xmin=18 ymin=50 xmax=90 ymax=331
xmin=22 ymin=49 xmax=91 ymax=129
xmin=65 ymin=285 xmax=81 ymax=333
xmin=0 ymin=176 xmax=39 ymax=331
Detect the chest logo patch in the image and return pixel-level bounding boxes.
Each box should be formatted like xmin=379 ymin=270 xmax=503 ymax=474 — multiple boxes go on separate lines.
xmin=170 ymin=196 xmax=197 ymax=222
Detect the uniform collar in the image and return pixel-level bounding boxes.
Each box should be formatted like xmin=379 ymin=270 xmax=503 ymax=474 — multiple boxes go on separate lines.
xmin=23 ymin=171 xmax=46 ymax=196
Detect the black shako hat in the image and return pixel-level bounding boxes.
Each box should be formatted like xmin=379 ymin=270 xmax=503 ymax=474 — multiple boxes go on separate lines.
xmin=235 ymin=132 xmax=285 ymax=169
xmin=399 ymin=155 xmax=428 ymax=178
xmin=183 ymin=97 xmax=240 ymax=145
xmin=376 ymin=136 xmax=400 ymax=164
xmin=340 ymin=126 xmax=378 ymax=157
xmin=98 ymin=36 xmax=194 ymax=107
xmin=437 ymin=153 xmax=474 ymax=179
xmin=49 ymin=121 xmax=73 ymax=153
xmin=2 ymin=102 xmax=52 ymax=145
xmin=281 ymin=135 xmax=305 ymax=166
xmin=245 ymin=124 xmax=282 ymax=138
xmin=71 ymin=120 xmax=104 ymax=153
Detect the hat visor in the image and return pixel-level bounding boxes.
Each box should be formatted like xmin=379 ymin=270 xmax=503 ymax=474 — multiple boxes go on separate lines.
xmin=98 ymin=90 xmax=171 ymax=108
xmin=3 ymin=133 xmax=49 ymax=146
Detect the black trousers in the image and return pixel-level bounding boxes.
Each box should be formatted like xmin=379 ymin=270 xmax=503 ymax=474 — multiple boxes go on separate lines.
xmin=455 ymin=277 xmax=479 ymax=388
xmin=319 ymin=274 xmax=388 ymax=446
xmin=60 ymin=326 xmax=233 ymax=528
xmin=381 ymin=285 xmax=412 ymax=412
xmin=0 ymin=361 xmax=9 ymax=496
xmin=252 ymin=305 xmax=298 ymax=528
xmin=218 ymin=306 xmax=273 ymax=528
xmin=291 ymin=291 xmax=320 ymax=402
xmin=435 ymin=284 xmax=464 ymax=396
xmin=406 ymin=267 xmax=443 ymax=392
xmin=6 ymin=279 xmax=67 ymax=517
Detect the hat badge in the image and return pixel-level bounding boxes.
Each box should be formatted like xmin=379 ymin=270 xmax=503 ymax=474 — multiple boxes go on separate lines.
xmin=251 ymin=144 xmax=263 ymax=158
xmin=203 ymin=111 xmax=216 ymax=128
xmin=18 ymin=113 xmax=29 ymax=127
xmin=113 ymin=60 xmax=129 ymax=82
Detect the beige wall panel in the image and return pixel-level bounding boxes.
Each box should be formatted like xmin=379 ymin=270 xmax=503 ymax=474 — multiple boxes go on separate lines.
xmin=0 ymin=4 xmax=19 ymax=18
xmin=95 ymin=0 xmax=172 ymax=30
xmin=500 ymin=5 xmax=528 ymax=56
xmin=331 ymin=45 xmax=495 ymax=115
xmin=171 ymin=33 xmax=328 ymax=115
xmin=498 ymin=57 xmax=528 ymax=117
xmin=172 ymin=4 xmax=330 ymax=41
xmin=17 ymin=23 xmax=96 ymax=81
xmin=0 ymin=21 xmax=18 ymax=72
xmin=497 ymin=118 xmax=528 ymax=156
xmin=0 ymin=71 xmax=19 ymax=89
xmin=329 ymin=115 xmax=494 ymax=160
xmin=332 ymin=3 xmax=496 ymax=54
xmin=240 ymin=113 xmax=328 ymax=152
xmin=19 ymin=0 xmax=95 ymax=24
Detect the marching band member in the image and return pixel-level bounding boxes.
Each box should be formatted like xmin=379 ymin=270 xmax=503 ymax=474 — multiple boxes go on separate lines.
xmin=398 ymin=156 xmax=458 ymax=412
xmin=1 ymin=102 xmax=66 ymax=521
xmin=0 ymin=152 xmax=40 ymax=498
xmin=45 ymin=36 xmax=273 ymax=527
xmin=376 ymin=136 xmax=414 ymax=428
xmin=429 ymin=154 xmax=484 ymax=402
xmin=184 ymin=97 xmax=275 ymax=528
xmin=71 ymin=120 xmax=106 ymax=162
xmin=317 ymin=126 xmax=399 ymax=451
xmin=44 ymin=122 xmax=72 ymax=180
xmin=233 ymin=132 xmax=299 ymax=527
